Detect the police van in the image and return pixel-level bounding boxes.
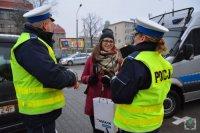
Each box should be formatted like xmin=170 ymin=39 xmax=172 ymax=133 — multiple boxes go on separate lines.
xmin=0 ymin=34 xmax=25 ymax=132
xmin=150 ymin=7 xmax=200 ymax=118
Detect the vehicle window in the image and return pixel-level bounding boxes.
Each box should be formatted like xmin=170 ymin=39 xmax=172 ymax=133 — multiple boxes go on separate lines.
xmin=68 ymin=54 xmax=77 ymax=58
xmin=76 ymin=54 xmax=86 ymax=57
xmin=183 ymin=28 xmax=200 ymax=56
xmin=0 ymin=42 xmax=11 ymax=64
xmin=0 ymin=42 xmax=12 ymax=82
xmin=163 ymin=28 xmax=183 ymax=56
xmin=74 ymin=54 xmax=80 ymax=58
xmin=80 ymin=53 xmax=87 ymax=57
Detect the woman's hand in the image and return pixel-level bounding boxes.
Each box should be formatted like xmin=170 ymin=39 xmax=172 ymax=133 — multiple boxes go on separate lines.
xmin=88 ymin=75 xmax=98 ymax=85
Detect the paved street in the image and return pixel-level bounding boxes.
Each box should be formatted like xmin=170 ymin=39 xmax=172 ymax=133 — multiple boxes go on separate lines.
xmin=56 ymin=65 xmax=200 ymax=133
xmin=56 ymin=84 xmax=92 ymax=133
xmin=56 ymin=65 xmax=92 ymax=133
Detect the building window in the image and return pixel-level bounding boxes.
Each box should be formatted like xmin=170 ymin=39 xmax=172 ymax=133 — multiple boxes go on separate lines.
xmin=0 ymin=11 xmax=4 ymax=19
xmin=0 ymin=24 xmax=4 ymax=28
xmin=10 ymin=24 xmax=14 ymax=28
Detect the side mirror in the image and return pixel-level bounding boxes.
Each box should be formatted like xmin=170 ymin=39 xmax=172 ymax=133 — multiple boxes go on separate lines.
xmin=183 ymin=44 xmax=194 ymax=60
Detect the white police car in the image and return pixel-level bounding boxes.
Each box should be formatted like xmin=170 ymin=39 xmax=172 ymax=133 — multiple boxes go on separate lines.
xmin=59 ymin=52 xmax=90 ymax=66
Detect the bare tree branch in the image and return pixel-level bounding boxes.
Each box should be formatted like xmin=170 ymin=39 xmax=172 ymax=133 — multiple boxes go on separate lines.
xmin=9 ymin=1 xmax=31 ymax=34
xmin=27 ymin=0 xmax=57 ymax=17
xmin=27 ymin=0 xmax=56 ymax=7
xmin=9 ymin=0 xmax=57 ymax=34
xmin=82 ymin=13 xmax=103 ymax=47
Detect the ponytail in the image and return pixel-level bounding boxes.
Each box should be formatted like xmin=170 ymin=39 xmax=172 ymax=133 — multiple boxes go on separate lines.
xmin=156 ymin=38 xmax=167 ymax=54
xmin=145 ymin=36 xmax=167 ymax=54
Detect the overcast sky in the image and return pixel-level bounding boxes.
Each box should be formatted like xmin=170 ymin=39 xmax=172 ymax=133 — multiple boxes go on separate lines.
xmin=52 ymin=0 xmax=200 ymax=37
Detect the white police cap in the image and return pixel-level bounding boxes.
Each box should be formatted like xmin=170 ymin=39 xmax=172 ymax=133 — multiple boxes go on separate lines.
xmin=23 ymin=4 xmax=54 ymax=23
xmin=135 ymin=17 xmax=169 ymax=38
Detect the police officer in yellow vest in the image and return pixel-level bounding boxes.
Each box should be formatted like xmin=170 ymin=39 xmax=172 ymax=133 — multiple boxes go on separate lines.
xmin=10 ymin=5 xmax=79 ymax=133
xmin=111 ymin=18 xmax=173 ymax=133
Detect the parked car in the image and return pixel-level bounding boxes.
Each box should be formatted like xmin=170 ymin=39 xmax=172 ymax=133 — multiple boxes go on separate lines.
xmin=59 ymin=52 xmax=90 ymax=66
xmin=56 ymin=53 xmax=71 ymax=63
xmin=0 ymin=34 xmax=26 ymax=132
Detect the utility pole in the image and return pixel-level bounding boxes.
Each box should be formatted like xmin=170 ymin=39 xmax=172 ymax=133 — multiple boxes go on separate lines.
xmin=76 ymin=4 xmax=82 ymax=51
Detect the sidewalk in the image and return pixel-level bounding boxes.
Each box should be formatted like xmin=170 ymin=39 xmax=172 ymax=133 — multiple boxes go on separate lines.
xmin=56 ymin=84 xmax=92 ymax=133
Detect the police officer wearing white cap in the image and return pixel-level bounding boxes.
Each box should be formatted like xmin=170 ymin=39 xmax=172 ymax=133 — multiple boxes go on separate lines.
xmin=10 ymin=5 xmax=79 ymax=133
xmin=111 ymin=18 xmax=173 ymax=133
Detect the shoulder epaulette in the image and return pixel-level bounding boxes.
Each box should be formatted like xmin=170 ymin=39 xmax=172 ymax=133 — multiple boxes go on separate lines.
xmin=126 ymin=51 xmax=140 ymax=60
xmin=30 ymin=33 xmax=38 ymax=40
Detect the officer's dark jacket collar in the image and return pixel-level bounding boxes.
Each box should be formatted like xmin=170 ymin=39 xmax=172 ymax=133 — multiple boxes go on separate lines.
xmin=134 ymin=41 xmax=157 ymax=52
xmin=23 ymin=23 xmax=54 ymax=47
xmin=126 ymin=42 xmax=157 ymax=59
xmin=120 ymin=42 xmax=157 ymax=58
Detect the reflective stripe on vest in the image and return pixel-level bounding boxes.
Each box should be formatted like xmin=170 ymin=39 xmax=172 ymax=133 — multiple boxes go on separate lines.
xmin=115 ymin=110 xmax=163 ymax=126
xmin=10 ymin=33 xmax=65 ymax=115
xmin=114 ymin=51 xmax=173 ymax=133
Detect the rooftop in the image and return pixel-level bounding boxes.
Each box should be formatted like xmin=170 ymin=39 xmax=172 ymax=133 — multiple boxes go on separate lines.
xmin=0 ymin=0 xmax=33 ymax=10
xmin=54 ymin=24 xmax=66 ymax=34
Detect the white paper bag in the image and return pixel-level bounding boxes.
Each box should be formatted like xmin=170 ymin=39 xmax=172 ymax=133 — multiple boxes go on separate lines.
xmin=93 ymin=97 xmax=117 ymax=133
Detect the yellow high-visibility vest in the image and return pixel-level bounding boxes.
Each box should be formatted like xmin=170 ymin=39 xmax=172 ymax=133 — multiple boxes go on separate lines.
xmin=10 ymin=33 xmax=65 ymax=115
xmin=114 ymin=51 xmax=173 ymax=132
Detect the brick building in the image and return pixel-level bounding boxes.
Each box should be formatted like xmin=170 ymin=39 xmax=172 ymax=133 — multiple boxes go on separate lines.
xmin=0 ymin=0 xmax=33 ymax=34
xmin=0 ymin=1 xmax=66 ymax=58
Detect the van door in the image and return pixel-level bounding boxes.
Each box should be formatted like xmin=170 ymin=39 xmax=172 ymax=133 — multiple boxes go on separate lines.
xmin=172 ymin=28 xmax=200 ymax=101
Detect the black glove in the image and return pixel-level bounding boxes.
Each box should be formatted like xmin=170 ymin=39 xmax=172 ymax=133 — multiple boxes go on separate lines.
xmin=65 ymin=68 xmax=78 ymax=87
xmin=101 ymin=75 xmax=111 ymax=88
xmin=88 ymin=75 xmax=98 ymax=85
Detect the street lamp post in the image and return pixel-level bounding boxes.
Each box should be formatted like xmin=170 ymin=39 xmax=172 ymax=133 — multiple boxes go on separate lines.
xmin=172 ymin=0 xmax=174 ymax=16
xmin=76 ymin=4 xmax=82 ymax=51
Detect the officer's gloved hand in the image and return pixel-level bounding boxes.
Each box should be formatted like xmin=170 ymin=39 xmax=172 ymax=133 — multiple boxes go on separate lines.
xmin=66 ymin=68 xmax=78 ymax=81
xmin=101 ymin=75 xmax=111 ymax=88
xmin=88 ymin=74 xmax=98 ymax=85
xmin=66 ymin=68 xmax=79 ymax=89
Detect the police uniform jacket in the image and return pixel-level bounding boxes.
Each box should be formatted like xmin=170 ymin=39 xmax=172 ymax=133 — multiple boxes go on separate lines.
xmin=111 ymin=42 xmax=156 ymax=103
xmin=14 ymin=24 xmax=76 ymax=127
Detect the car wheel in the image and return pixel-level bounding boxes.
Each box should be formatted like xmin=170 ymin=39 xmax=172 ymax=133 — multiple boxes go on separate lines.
xmin=67 ymin=61 xmax=73 ymax=66
xmin=164 ymin=90 xmax=181 ymax=118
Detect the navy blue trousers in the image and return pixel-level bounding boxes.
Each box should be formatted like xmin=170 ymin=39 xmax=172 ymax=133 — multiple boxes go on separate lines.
xmin=26 ymin=120 xmax=56 ymax=133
